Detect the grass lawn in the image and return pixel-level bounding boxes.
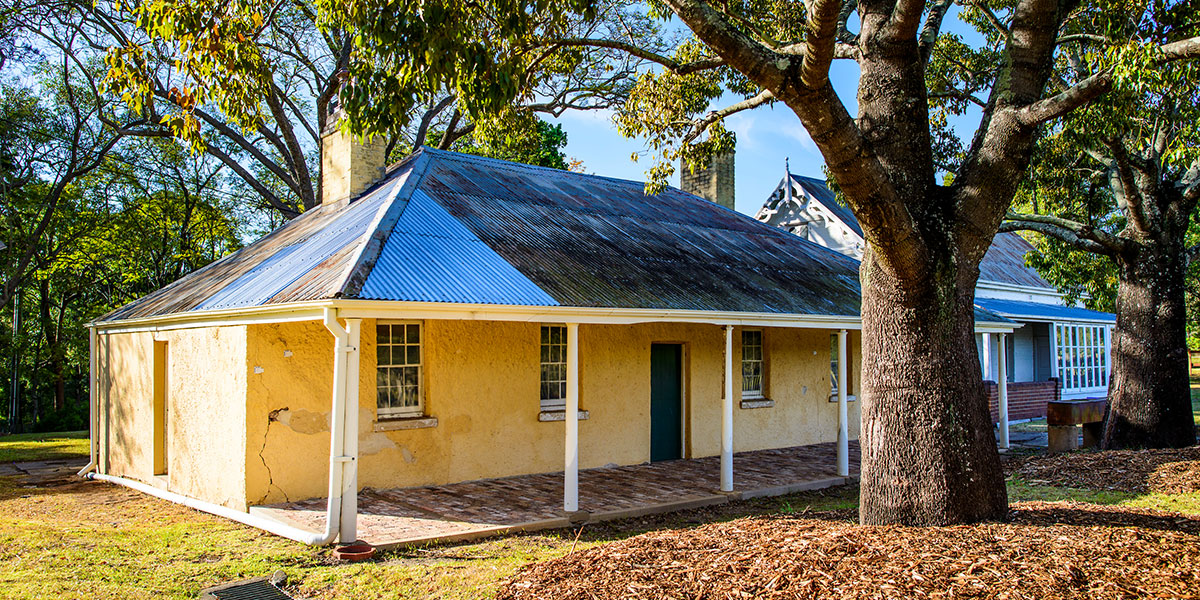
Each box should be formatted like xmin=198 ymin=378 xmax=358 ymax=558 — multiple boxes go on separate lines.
xmin=1192 ymin=383 xmax=1200 ymax=425
xmin=1 ymin=436 xmax=1197 ymax=599
xmin=0 ymin=430 xmax=89 ymax=463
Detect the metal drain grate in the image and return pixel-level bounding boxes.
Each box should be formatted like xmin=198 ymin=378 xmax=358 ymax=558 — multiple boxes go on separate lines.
xmin=200 ymin=577 xmax=294 ymax=600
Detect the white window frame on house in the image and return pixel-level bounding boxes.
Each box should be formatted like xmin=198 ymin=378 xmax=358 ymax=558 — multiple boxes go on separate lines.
xmin=376 ymin=321 xmax=424 ymax=418
xmin=741 ymin=329 xmax=764 ymax=399
xmin=1054 ymin=323 xmax=1109 ymax=392
xmin=540 ymin=324 xmax=568 ymax=411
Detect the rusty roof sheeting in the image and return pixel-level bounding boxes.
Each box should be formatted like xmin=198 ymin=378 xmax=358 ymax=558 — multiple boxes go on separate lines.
xmin=413 ymin=150 xmax=863 ymax=314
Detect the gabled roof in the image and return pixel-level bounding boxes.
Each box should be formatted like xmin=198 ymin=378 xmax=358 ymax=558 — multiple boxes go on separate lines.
xmin=757 ymin=172 xmax=1055 ymax=291
xmin=787 ymin=174 xmax=863 ymax=237
xmin=99 ymin=148 xmax=868 ymax=323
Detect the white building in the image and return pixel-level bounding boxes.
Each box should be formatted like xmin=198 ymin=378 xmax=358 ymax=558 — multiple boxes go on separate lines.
xmin=755 ymin=168 xmax=1114 ymax=418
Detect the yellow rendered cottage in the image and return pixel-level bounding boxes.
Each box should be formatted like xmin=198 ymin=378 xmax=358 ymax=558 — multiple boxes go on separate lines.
xmin=80 ymin=124 xmax=1017 ymax=546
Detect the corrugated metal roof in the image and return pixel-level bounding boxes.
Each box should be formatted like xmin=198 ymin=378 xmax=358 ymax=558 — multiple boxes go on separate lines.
xmin=976 ymin=298 xmax=1115 ymax=323
xmin=359 ymin=189 xmax=559 ymax=305
xmin=977 ymin=233 xmax=1055 ymax=289
xmin=96 ymin=160 xmax=417 ymax=322
xmin=102 ymin=147 xmax=1026 ymax=325
xmin=413 ymin=150 xmax=863 ymax=314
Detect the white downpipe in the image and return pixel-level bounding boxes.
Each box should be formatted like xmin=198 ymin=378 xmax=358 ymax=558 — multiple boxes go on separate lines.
xmin=86 ymin=309 xmax=356 ymax=546
xmin=721 ymin=325 xmax=733 ymax=492
xmin=998 ymin=333 xmax=1010 ymax=450
xmin=836 ymin=329 xmax=849 ymax=477
xmin=564 ymin=323 xmax=580 ymax=513
xmin=340 ymin=318 xmax=361 ymax=543
xmin=77 ymin=327 xmax=98 ymax=476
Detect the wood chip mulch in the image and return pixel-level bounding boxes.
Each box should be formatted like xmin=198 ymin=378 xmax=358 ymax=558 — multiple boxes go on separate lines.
xmin=1009 ymin=446 xmax=1200 ymax=494
xmin=498 ymin=503 xmax=1200 ymax=600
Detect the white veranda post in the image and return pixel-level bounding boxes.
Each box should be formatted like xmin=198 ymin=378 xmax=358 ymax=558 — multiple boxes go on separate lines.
xmin=340 ymin=318 xmax=361 ymax=544
xmin=982 ymin=332 xmax=993 ymax=381
xmin=721 ymin=325 xmax=734 ymax=492
xmin=564 ymin=323 xmax=580 ymax=513
xmin=998 ymin=333 xmax=1010 ymax=450
xmin=836 ymin=329 xmax=848 ymax=477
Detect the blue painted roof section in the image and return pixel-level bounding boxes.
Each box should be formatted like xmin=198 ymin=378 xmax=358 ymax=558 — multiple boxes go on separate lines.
xmin=359 ymin=189 xmax=560 ymax=305
xmin=976 ymin=298 xmax=1115 ymax=323
xmin=194 ymin=174 xmax=406 ymax=311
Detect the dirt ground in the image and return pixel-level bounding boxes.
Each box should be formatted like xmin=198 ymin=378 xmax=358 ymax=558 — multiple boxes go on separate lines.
xmin=499 ymin=502 xmax=1200 ymax=600
xmin=1008 ymin=446 xmax=1200 ymax=494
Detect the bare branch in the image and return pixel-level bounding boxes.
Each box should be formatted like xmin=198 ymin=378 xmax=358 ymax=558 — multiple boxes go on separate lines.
xmin=1002 ymin=212 xmax=1127 ymax=255
xmin=800 ymin=0 xmax=843 ymax=89
xmin=681 ymin=89 xmax=775 ymax=144
xmin=919 ymin=0 xmax=955 ymax=63
xmin=543 ymin=37 xmax=724 ymax=74
xmin=1160 ymin=36 xmax=1200 ymax=61
xmin=1015 ymin=70 xmax=1111 ymax=126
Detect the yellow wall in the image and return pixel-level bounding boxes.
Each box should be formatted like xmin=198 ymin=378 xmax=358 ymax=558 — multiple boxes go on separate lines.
xmin=98 ymin=327 xmax=248 ymax=509
xmin=242 ymin=319 xmax=862 ymax=505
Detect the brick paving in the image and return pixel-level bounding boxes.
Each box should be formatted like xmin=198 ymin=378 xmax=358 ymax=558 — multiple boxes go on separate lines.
xmin=254 ymin=442 xmax=860 ymax=547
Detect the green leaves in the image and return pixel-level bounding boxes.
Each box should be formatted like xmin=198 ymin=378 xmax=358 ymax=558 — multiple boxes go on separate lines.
xmin=319 ymin=0 xmax=595 ymax=138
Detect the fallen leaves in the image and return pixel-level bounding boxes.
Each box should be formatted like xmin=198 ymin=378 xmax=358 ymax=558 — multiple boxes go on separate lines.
xmin=498 ymin=503 xmax=1200 ymax=600
xmin=1009 ymin=447 xmax=1200 ymax=493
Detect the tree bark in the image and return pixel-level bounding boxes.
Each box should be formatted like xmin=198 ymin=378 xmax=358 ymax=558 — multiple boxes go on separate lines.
xmin=1105 ymin=241 xmax=1196 ymax=448
xmin=858 ymin=247 xmax=1009 ymax=525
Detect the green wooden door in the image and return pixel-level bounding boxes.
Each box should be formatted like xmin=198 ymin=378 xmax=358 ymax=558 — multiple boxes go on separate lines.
xmin=650 ymin=344 xmax=683 ymax=462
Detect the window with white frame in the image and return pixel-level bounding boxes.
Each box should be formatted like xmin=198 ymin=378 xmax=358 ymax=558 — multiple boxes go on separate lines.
xmin=742 ymin=329 xmax=764 ymax=398
xmin=376 ymin=322 xmax=423 ymax=417
xmin=1055 ymin=323 xmax=1109 ymax=390
xmin=540 ymin=325 xmax=567 ymax=411
xmin=830 ymin=333 xmax=852 ymax=396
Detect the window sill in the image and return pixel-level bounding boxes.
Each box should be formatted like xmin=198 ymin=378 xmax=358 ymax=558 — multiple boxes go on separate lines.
xmin=740 ymin=398 xmax=774 ymax=409
xmin=374 ymin=416 xmax=438 ymax=432
xmin=538 ymin=409 xmax=590 ymax=422
xmin=828 ymin=394 xmax=858 ymax=403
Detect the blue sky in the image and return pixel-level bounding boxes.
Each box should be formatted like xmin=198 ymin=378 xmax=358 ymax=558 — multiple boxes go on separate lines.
xmin=548 ymin=8 xmax=985 ymax=217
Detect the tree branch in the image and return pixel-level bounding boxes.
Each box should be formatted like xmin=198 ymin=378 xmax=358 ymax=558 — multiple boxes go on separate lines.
xmin=919 ymin=0 xmax=955 ymax=63
xmin=543 ymin=37 xmax=724 ymax=75
xmin=1014 ymin=70 xmax=1111 ymax=126
xmin=800 ymin=0 xmax=843 ymax=89
xmin=1160 ymin=36 xmax=1200 ymax=61
xmin=681 ymin=89 xmax=774 ymax=144
xmin=1001 ymin=212 xmax=1126 ymax=255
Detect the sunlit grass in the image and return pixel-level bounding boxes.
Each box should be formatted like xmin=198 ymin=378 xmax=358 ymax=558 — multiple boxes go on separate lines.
xmin=0 ymin=430 xmax=89 ymax=463
xmin=1007 ymin=477 xmax=1200 ymax=516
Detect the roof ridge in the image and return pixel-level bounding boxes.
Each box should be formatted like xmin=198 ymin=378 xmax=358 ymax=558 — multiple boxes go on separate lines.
xmin=338 ymin=151 xmax=435 ymax=299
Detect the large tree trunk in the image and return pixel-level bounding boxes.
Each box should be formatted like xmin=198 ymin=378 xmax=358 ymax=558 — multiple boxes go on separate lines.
xmin=858 ymin=250 xmax=1009 ymax=525
xmin=1104 ymin=242 xmax=1196 ymax=448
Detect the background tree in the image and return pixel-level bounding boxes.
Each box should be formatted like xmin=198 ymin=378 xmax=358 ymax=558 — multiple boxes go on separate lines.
xmin=325 ymin=0 xmax=1200 ymax=525
xmin=1000 ymin=0 xmax=1200 ymax=448
xmin=98 ymin=0 xmax=646 ymax=218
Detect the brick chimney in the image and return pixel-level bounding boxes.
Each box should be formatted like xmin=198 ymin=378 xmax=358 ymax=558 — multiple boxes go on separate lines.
xmin=680 ymin=150 xmax=735 ymax=210
xmin=320 ymin=75 xmax=387 ymax=206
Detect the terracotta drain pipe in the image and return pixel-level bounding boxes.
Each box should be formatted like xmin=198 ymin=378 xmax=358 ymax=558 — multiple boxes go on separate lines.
xmin=85 ymin=308 xmax=360 ymax=546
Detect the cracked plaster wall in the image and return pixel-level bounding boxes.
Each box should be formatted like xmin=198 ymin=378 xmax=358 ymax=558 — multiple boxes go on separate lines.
xmin=243 ymin=319 xmax=862 ymax=506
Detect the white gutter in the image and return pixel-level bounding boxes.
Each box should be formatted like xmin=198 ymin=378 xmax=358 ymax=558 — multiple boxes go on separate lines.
xmin=85 ymin=308 xmax=358 ymax=546
xmin=77 ymin=327 xmax=98 ymax=476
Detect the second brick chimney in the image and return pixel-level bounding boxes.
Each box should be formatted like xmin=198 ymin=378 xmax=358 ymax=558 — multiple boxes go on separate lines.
xmin=681 ymin=150 xmax=735 ymax=210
